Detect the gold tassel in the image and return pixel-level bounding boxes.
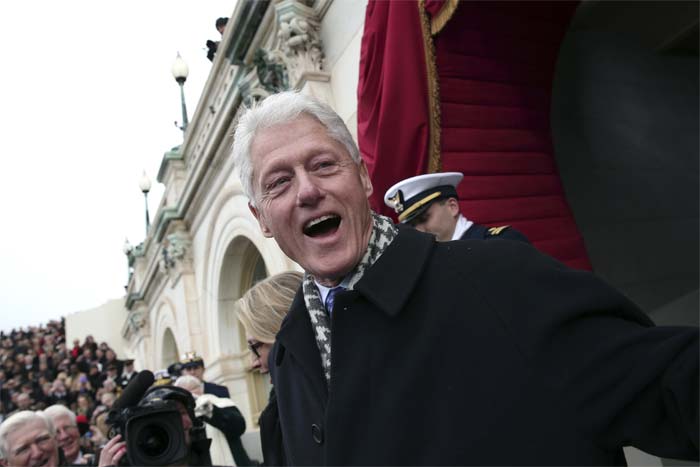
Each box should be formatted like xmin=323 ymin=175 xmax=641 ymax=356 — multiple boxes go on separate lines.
xmin=431 ymin=0 xmax=459 ymax=36
xmin=418 ymin=0 xmax=442 ymax=173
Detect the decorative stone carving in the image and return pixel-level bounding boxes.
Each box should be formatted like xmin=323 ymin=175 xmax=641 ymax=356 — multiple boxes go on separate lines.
xmin=253 ymin=48 xmax=289 ymax=94
xmin=168 ymin=230 xmax=191 ymax=261
xmin=275 ymin=6 xmax=325 ymax=88
xmin=159 ymin=229 xmax=193 ymax=274
xmin=123 ymin=309 xmax=149 ymax=340
xmin=238 ymin=1 xmax=327 ymax=101
xmin=239 ymin=66 xmax=271 ymax=108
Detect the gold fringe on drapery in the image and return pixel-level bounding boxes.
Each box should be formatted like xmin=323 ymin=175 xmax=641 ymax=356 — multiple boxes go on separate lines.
xmin=430 ymin=0 xmax=459 ymax=35
xmin=417 ymin=0 xmax=442 ymax=173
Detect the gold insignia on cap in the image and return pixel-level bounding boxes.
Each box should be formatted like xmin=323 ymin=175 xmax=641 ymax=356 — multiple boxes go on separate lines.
xmin=398 ymin=191 xmax=442 ymax=222
xmin=180 ymin=351 xmax=202 ymax=364
xmin=387 ymin=191 xmax=404 ymax=213
xmin=488 ymin=226 xmax=510 ymax=236
xmin=153 ymin=370 xmax=172 ymax=386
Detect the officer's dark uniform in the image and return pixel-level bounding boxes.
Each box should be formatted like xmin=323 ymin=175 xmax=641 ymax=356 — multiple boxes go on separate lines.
xmin=460 ymin=223 xmax=529 ymax=242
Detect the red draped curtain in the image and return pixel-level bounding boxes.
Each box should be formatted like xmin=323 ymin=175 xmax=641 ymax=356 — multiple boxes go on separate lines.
xmin=357 ymin=0 xmax=592 ymax=270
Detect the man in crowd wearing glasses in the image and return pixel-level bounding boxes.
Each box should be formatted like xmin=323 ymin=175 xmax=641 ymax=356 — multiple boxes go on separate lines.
xmin=44 ymin=405 xmax=86 ymax=465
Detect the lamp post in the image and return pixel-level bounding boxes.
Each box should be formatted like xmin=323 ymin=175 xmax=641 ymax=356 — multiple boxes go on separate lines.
xmin=122 ymin=238 xmax=133 ymax=256
xmin=123 ymin=237 xmax=133 ymax=289
xmin=139 ymin=171 xmax=152 ymax=236
xmin=172 ymin=53 xmax=190 ymax=133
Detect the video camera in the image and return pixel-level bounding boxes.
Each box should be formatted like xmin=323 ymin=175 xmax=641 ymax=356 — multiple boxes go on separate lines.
xmin=106 ymin=370 xmax=206 ymax=466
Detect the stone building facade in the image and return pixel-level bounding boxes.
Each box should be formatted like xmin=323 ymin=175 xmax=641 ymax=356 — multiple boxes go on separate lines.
xmin=121 ymin=0 xmax=368 ymax=427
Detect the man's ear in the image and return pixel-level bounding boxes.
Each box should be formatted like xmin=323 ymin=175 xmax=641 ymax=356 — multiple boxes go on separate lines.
xmin=358 ymin=160 xmax=373 ymax=197
xmin=447 ymin=197 xmax=460 ymax=218
xmin=249 ymin=202 xmax=273 ymax=238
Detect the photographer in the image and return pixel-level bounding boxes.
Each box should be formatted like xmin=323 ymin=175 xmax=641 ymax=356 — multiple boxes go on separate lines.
xmin=99 ymin=374 xmax=212 ymax=467
xmin=174 ymin=375 xmax=252 ymax=466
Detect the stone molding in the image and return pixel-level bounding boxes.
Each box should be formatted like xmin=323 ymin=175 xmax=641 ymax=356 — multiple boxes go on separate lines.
xmin=239 ymin=0 xmax=329 ymax=103
xmin=159 ymin=221 xmax=194 ymax=284
xmin=275 ymin=0 xmax=328 ymax=89
xmin=122 ymin=307 xmax=150 ymax=340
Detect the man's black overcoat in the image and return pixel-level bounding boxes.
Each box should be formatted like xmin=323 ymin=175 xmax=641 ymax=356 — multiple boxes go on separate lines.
xmin=270 ymin=228 xmax=699 ymax=465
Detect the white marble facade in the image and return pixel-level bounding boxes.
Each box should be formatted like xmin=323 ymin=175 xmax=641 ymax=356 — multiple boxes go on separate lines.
xmin=113 ymin=0 xmax=368 ymax=431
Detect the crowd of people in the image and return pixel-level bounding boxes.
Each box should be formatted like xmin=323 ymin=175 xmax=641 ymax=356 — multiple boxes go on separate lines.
xmin=0 ymin=320 xmax=259 ymax=466
xmin=0 ymin=320 xmax=137 ymax=463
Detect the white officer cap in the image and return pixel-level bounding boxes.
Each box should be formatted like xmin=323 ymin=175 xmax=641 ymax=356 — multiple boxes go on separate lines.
xmin=384 ymin=172 xmax=463 ymax=223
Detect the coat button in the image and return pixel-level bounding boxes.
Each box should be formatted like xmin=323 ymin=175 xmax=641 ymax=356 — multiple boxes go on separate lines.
xmin=311 ymin=423 xmax=323 ymax=444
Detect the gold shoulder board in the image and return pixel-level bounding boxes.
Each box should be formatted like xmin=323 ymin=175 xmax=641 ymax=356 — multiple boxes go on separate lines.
xmin=487 ymin=225 xmax=510 ymax=236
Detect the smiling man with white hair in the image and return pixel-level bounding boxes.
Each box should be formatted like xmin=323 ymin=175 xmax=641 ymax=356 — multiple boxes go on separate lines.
xmin=43 ymin=405 xmax=85 ymax=465
xmin=0 ymin=411 xmax=59 ymax=467
xmin=232 ymin=91 xmax=699 ymax=466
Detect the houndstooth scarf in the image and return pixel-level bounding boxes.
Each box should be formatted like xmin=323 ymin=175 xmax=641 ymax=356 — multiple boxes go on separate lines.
xmin=303 ymin=212 xmax=397 ymax=384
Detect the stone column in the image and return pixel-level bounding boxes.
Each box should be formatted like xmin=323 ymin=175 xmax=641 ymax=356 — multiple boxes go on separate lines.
xmin=159 ymin=221 xmax=206 ymax=359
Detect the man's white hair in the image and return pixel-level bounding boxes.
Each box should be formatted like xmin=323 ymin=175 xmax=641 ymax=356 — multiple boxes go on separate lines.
xmin=174 ymin=374 xmax=204 ymax=394
xmin=232 ymin=91 xmax=360 ymax=206
xmin=43 ymin=404 xmax=77 ymax=425
xmin=0 ymin=411 xmax=55 ymax=459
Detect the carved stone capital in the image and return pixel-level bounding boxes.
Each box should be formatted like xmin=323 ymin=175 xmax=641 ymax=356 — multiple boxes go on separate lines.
xmin=159 ymin=223 xmax=194 ymax=283
xmin=274 ymin=0 xmax=326 ymax=89
xmin=238 ymin=67 xmax=272 ymax=108
xmin=123 ymin=308 xmax=149 ymax=340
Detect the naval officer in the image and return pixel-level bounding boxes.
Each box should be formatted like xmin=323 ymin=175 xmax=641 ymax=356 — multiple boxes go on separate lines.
xmin=384 ymin=172 xmax=528 ymax=242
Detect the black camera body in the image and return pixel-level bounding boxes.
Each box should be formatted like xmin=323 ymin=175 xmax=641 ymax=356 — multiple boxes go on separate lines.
xmin=106 ymin=372 xmax=203 ymax=466
xmin=108 ymin=399 xmax=188 ymax=466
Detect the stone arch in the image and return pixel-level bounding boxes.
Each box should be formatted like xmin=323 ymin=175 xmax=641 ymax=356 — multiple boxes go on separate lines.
xmin=161 ymin=328 xmax=179 ymax=370
xmin=152 ymin=299 xmax=184 ymax=371
xmin=217 ymin=236 xmax=269 ymax=355
xmin=199 ymin=186 xmax=299 ymax=425
xmin=201 ymin=187 xmax=297 ymax=359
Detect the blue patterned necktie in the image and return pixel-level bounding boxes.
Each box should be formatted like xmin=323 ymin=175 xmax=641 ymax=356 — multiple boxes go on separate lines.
xmin=324 ymin=286 xmax=346 ymax=316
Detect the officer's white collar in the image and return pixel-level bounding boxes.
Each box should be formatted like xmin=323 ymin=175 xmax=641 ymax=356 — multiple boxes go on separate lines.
xmin=451 ymin=214 xmax=474 ymax=240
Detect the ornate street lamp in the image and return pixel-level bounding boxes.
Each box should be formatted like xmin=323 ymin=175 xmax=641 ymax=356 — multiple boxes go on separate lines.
xmin=123 ymin=237 xmax=134 ymax=289
xmin=172 ymin=52 xmax=190 ymax=133
xmin=139 ymin=170 xmax=152 ymax=236
xmin=122 ymin=238 xmax=133 ymax=256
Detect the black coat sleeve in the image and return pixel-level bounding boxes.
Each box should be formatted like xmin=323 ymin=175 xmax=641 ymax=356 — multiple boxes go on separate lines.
xmin=259 ymin=388 xmax=287 ymax=466
xmin=474 ymin=240 xmax=699 ymax=460
xmin=204 ymin=404 xmax=246 ymax=438
xmin=204 ymin=405 xmax=255 ymax=466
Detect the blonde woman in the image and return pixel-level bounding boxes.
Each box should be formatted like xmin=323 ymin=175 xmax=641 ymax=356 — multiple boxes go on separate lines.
xmin=236 ymin=271 xmax=302 ymax=375
xmin=236 ymin=271 xmax=302 ymax=466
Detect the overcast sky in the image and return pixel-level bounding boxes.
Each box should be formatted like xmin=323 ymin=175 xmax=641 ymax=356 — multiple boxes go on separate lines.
xmin=0 ymin=1 xmax=236 ymax=332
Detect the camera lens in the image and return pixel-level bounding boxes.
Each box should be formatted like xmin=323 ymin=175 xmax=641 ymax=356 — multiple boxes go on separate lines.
xmin=137 ymin=424 xmax=171 ymax=458
xmin=125 ymin=404 xmax=188 ymax=466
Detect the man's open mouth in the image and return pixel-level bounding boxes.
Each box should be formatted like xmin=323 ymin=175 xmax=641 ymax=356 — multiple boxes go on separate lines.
xmin=303 ymin=215 xmax=341 ymax=237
